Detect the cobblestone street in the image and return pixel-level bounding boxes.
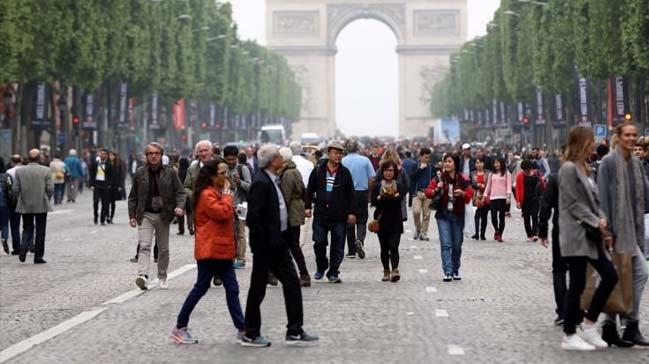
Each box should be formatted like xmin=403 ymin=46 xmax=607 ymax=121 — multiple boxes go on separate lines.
xmin=1 ymin=191 xmax=648 ymax=363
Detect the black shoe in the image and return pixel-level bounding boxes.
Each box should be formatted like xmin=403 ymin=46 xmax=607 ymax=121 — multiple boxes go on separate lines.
xmin=34 ymin=258 xmax=47 ymax=264
xmin=480 ymin=235 xmax=486 ymax=241
xmin=107 ymin=219 xmax=114 ymax=224
xmin=2 ymin=239 xmax=9 ymax=255
xmin=268 ymin=274 xmax=279 ymax=286
xmin=18 ymin=249 xmax=26 ymax=262
xmin=470 ymin=234 xmax=478 ymax=240
xmin=11 ymin=250 xmax=19 ymax=256
xmin=355 ymin=240 xmax=366 ymax=259
xmin=443 ymin=274 xmax=452 ymax=282
xmin=177 ymin=232 xmax=185 ymax=235
xmin=285 ymin=331 xmax=319 ymax=346
xmin=622 ymin=321 xmax=649 ymax=347
xmin=101 ymin=221 xmax=106 ymax=226
xmin=553 ymin=316 xmax=565 ymax=326
xmin=94 ymin=218 xmax=98 ymax=225
xmin=189 ymin=229 xmax=195 ymax=236
xmin=213 ymin=275 xmax=223 ymax=287
xmin=602 ymin=321 xmax=634 ymax=347
xmin=130 ymin=257 xmax=138 ymax=263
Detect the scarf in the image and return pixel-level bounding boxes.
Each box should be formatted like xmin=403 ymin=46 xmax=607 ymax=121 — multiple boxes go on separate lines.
xmin=612 ymin=148 xmax=645 ymax=255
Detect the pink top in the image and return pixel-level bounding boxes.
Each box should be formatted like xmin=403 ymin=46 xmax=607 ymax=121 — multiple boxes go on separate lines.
xmin=485 ymin=171 xmax=512 ymax=200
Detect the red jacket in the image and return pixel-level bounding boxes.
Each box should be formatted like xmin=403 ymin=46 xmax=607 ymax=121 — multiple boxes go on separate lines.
xmin=424 ymin=172 xmax=474 ymax=216
xmin=194 ymin=187 xmax=236 ymax=261
xmin=515 ymin=171 xmax=545 ymax=204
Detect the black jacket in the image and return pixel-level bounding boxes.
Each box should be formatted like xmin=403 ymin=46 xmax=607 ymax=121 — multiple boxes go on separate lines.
xmin=89 ymin=160 xmax=112 ymax=188
xmin=371 ymin=180 xmax=405 ymax=234
xmin=305 ymin=162 xmax=356 ymax=223
xmin=538 ymin=173 xmax=558 ymax=240
xmin=247 ymin=170 xmax=289 ymax=254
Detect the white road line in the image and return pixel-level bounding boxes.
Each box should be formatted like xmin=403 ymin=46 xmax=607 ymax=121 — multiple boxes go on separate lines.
xmin=0 ymin=264 xmax=197 ymax=363
xmin=89 ymin=230 xmax=97 ymax=234
xmin=410 ymin=245 xmax=418 ymax=249
xmin=413 ymin=255 xmax=423 ymax=260
xmin=0 ymin=307 xmax=107 ymax=363
xmin=447 ymin=345 xmax=465 ymax=355
xmin=51 ymin=209 xmax=74 ymax=215
xmin=405 ymin=312 xmax=415 ymax=316
xmin=418 ymin=269 xmax=428 ymax=274
xmin=425 ymin=286 xmax=437 ymax=293
xmin=435 ymin=309 xmax=449 ymax=318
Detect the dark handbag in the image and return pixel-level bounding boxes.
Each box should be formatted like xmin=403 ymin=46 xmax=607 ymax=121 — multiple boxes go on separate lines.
xmin=578 ymin=220 xmax=602 ymax=243
xmin=368 ymin=210 xmax=382 ymax=233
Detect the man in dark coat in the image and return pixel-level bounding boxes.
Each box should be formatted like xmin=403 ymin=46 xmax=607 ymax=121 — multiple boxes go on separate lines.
xmin=89 ymin=148 xmax=112 ymax=225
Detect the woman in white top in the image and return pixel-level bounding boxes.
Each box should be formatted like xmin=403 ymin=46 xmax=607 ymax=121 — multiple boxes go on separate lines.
xmin=484 ymin=157 xmax=512 ymax=242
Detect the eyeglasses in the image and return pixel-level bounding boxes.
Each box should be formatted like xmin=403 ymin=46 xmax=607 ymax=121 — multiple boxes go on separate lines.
xmin=146 ymin=152 xmax=161 ymax=156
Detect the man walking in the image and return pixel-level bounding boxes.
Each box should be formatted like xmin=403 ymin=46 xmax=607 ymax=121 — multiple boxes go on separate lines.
xmin=223 ymin=145 xmax=252 ymax=269
xmin=128 ymin=142 xmax=186 ymax=290
xmin=341 ymin=139 xmax=375 ymax=259
xmin=89 ymin=148 xmax=112 ymax=225
xmin=64 ymin=149 xmax=83 ymax=203
xmin=411 ymin=148 xmax=434 ymax=241
xmin=242 ymin=144 xmax=318 ymax=347
xmin=13 ymin=149 xmax=52 ymax=264
xmin=305 ymin=142 xmax=356 ymax=283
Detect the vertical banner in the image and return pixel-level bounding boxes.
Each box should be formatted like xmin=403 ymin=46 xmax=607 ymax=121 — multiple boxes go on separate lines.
xmin=500 ymin=101 xmax=506 ymax=126
xmin=149 ymin=92 xmax=160 ymax=130
xmin=536 ymin=88 xmax=546 ymax=125
xmin=517 ymin=102 xmax=524 ymax=124
xmin=82 ymin=92 xmax=96 ymax=130
xmin=579 ymin=76 xmax=590 ymax=125
xmin=128 ymin=97 xmax=136 ymax=130
xmin=117 ymin=82 xmax=128 ymax=128
xmin=492 ymin=99 xmax=498 ymax=125
xmin=485 ymin=108 xmax=490 ymax=127
xmin=555 ymin=94 xmax=564 ymax=124
xmin=32 ymin=83 xmax=51 ymax=128
xmin=209 ymin=102 xmax=216 ymax=129
xmin=172 ymin=98 xmax=185 ymax=129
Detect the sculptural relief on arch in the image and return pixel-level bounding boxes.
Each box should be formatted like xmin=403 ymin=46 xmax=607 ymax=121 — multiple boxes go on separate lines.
xmin=266 ymin=0 xmax=467 ymax=139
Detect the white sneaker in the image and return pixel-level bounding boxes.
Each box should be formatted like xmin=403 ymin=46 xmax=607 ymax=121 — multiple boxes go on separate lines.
xmin=578 ymin=325 xmax=608 ymax=348
xmin=135 ymin=275 xmax=148 ymax=290
xmin=159 ymin=278 xmax=169 ymax=290
xmin=561 ymin=334 xmax=596 ymax=351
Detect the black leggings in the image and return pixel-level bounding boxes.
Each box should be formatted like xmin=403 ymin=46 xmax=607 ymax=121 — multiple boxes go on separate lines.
xmin=474 ymin=206 xmax=489 ymax=238
xmin=522 ymin=199 xmax=539 ymax=238
xmin=289 ymin=226 xmax=309 ymax=276
xmin=377 ymin=231 xmax=401 ymax=270
xmin=490 ymin=199 xmax=507 ymax=235
xmin=563 ymin=244 xmax=618 ymax=335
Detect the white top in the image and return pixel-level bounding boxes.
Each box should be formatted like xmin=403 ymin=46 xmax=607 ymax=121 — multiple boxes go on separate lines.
xmin=292 ymin=155 xmax=314 ymax=187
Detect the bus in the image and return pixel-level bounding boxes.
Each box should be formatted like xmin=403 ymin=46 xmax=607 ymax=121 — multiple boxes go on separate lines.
xmin=258 ymin=124 xmax=286 ymax=145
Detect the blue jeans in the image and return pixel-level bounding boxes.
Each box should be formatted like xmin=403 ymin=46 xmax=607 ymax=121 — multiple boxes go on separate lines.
xmin=436 ymin=212 xmax=465 ymax=275
xmin=0 ymin=206 xmax=9 ymax=240
xmin=176 ymin=259 xmax=244 ymax=331
xmin=53 ymin=183 xmax=65 ymax=205
xmin=312 ymin=218 xmax=346 ymax=278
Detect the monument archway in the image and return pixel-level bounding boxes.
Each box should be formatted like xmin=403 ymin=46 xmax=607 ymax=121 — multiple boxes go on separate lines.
xmin=266 ymin=0 xmax=468 ymax=138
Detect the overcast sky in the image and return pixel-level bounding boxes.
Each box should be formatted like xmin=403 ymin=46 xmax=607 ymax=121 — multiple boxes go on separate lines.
xmin=227 ymin=0 xmax=501 ymax=136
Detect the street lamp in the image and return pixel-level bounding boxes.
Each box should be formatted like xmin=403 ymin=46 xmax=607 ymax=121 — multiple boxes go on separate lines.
xmin=503 ymin=10 xmax=520 ymax=17
xmin=178 ymin=14 xmax=191 ymax=21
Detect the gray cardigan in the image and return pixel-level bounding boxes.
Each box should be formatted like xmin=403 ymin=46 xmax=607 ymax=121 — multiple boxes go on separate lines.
xmin=558 ymin=161 xmax=604 ymax=259
xmin=13 ymin=162 xmax=53 ymax=214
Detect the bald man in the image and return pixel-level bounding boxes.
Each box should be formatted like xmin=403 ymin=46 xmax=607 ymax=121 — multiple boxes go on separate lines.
xmin=13 ymin=149 xmax=52 ymax=263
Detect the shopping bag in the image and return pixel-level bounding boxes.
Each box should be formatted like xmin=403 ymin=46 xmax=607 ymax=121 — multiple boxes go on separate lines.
xmin=580 ymin=252 xmax=634 ymax=315
xmin=463 ymin=203 xmax=476 ymax=238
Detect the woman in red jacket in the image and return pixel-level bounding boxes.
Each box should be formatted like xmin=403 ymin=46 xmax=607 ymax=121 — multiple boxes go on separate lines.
xmin=425 ymin=153 xmax=474 ymax=282
xmin=171 ymin=160 xmax=245 ymax=344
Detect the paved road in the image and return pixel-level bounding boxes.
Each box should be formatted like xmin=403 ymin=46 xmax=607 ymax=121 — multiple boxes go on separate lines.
xmin=1 ymin=190 xmax=648 ymax=363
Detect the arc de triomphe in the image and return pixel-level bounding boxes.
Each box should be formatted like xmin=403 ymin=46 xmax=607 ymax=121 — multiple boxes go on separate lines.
xmin=266 ymin=0 xmax=467 ymax=138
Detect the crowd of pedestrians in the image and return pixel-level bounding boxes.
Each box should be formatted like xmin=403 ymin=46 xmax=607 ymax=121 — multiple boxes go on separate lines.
xmin=2 ymin=123 xmax=649 ymax=352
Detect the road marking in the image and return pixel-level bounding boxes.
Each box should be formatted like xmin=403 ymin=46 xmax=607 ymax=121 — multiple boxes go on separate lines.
xmin=405 ymin=229 xmax=412 ymax=233
xmin=435 ymin=309 xmax=449 ymax=317
xmin=418 ymin=269 xmax=428 ymax=274
xmin=0 ymin=307 xmax=107 ymax=363
xmin=0 ymin=264 xmax=198 ymax=363
xmin=425 ymin=286 xmax=437 ymax=293
xmin=447 ymin=345 xmax=465 ymax=355
xmin=410 ymin=245 xmax=418 ymax=250
xmin=51 ymin=209 xmax=73 ymax=215
xmin=405 ymin=312 xmax=415 ymax=316
xmin=89 ymin=230 xmax=97 ymax=234
xmin=413 ymin=255 xmax=423 ymax=260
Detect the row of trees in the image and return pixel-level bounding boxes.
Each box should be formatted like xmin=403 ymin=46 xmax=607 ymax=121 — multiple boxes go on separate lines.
xmin=430 ymin=0 xmax=649 ymax=129
xmin=0 ymin=0 xmax=302 ymax=151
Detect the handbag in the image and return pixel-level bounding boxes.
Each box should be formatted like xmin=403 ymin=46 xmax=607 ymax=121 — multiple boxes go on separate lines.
xmin=577 ymin=220 xmax=602 ymax=244
xmin=581 ymin=251 xmax=634 ymax=315
xmin=368 ymin=212 xmax=382 ymax=233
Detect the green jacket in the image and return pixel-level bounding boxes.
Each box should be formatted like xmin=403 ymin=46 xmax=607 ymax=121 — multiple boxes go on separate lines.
xmin=184 ymin=162 xmax=200 ymax=202
xmin=128 ymin=164 xmax=186 ymax=225
xmin=279 ymin=161 xmax=306 ymax=227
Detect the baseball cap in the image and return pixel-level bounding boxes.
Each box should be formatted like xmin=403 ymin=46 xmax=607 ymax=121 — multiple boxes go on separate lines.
xmin=462 ymin=143 xmax=471 ymax=150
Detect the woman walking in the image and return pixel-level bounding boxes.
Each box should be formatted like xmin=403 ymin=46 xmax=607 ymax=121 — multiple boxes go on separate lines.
xmin=171 ymin=160 xmax=245 ymax=344
xmin=484 ymin=157 xmax=511 ymax=242
xmin=515 ymin=160 xmax=544 ymax=241
xmin=371 ymin=160 xmax=406 ymax=282
xmin=425 ymin=153 xmax=474 ymax=282
xmin=558 ymin=126 xmax=618 ymax=351
xmin=470 ymin=158 xmax=491 ymax=240
xmin=107 ymin=152 xmax=125 ymax=224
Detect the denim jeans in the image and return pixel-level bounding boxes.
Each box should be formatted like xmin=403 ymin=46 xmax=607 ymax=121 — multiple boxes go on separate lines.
xmin=53 ymin=183 xmax=65 ymax=205
xmin=312 ymin=217 xmax=346 ymax=278
xmin=176 ymin=259 xmax=244 ymax=331
xmin=436 ymin=211 xmax=465 ymax=275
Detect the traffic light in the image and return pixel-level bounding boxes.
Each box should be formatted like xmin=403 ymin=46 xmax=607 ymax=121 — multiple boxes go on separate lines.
xmin=624 ymin=112 xmax=633 ymax=122
xmin=522 ymin=116 xmax=530 ymax=125
xmin=72 ymin=115 xmax=80 ymax=133
xmin=200 ymin=122 xmax=208 ymax=129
